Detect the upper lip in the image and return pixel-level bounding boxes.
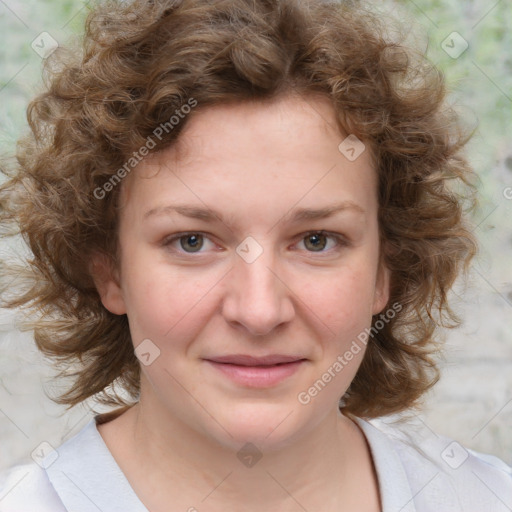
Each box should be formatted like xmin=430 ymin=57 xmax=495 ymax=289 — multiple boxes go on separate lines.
xmin=205 ymin=355 xmax=306 ymax=366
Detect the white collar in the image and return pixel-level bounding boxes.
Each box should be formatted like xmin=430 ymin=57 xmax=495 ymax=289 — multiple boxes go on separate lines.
xmin=46 ymin=416 xmax=148 ymax=512
xmin=45 ymin=415 xmax=417 ymax=512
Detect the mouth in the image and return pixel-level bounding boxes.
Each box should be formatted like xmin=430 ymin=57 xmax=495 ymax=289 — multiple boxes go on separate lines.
xmin=206 ymin=354 xmax=306 ymax=366
xmin=203 ymin=354 xmax=307 ymax=387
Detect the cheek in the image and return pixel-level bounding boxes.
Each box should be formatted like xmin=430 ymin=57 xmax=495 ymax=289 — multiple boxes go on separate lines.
xmin=304 ymin=265 xmax=376 ymax=334
xmin=306 ymin=269 xmax=376 ymax=394
xmin=120 ymin=254 xmax=216 ymax=346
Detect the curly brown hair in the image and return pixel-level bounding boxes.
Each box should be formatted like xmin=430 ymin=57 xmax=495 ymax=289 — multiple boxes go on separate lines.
xmin=0 ymin=0 xmax=477 ymax=419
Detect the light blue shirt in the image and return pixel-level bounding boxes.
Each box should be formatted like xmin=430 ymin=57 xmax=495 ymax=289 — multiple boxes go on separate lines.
xmin=1 ymin=415 xmax=511 ymax=511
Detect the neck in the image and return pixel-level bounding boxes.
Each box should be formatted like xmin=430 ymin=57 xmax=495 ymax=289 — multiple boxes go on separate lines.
xmin=103 ymin=395 xmax=376 ymax=511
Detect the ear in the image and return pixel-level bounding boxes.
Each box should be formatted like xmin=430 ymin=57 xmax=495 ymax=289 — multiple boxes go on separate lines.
xmin=372 ymin=260 xmax=391 ymax=315
xmin=89 ymin=251 xmax=127 ymax=315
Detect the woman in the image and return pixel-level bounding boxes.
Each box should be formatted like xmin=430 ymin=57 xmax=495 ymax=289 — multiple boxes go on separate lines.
xmin=0 ymin=0 xmax=510 ymax=510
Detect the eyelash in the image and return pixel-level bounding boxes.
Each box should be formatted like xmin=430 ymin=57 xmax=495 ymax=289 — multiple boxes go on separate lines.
xmin=161 ymin=230 xmax=349 ymax=256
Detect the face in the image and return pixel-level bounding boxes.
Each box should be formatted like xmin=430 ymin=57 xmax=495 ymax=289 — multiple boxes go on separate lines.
xmin=93 ymin=94 xmax=390 ymax=450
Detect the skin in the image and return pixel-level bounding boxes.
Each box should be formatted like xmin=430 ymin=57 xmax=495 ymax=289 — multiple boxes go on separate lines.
xmin=92 ymin=93 xmax=390 ymax=511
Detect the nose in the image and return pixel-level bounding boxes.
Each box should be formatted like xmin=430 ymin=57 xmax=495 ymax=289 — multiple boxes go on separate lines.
xmin=221 ymin=243 xmax=295 ymax=337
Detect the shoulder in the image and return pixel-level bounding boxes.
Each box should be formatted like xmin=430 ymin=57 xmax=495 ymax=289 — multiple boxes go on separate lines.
xmin=0 ymin=462 xmax=66 ymax=512
xmin=0 ymin=416 xmax=149 ymax=512
xmin=356 ymin=416 xmax=512 ymax=512
xmin=0 ymin=417 xmax=103 ymax=512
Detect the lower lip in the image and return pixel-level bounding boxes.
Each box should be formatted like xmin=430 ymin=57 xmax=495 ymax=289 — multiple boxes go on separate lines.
xmin=205 ymin=360 xmax=305 ymax=387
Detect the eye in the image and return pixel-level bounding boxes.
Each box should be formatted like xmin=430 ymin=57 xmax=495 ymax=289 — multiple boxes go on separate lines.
xmin=162 ymin=232 xmax=216 ymax=253
xmin=296 ymin=231 xmax=347 ymax=253
xmin=161 ymin=230 xmax=348 ymax=256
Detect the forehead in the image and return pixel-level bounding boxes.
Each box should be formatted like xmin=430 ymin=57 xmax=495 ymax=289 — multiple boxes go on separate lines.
xmin=119 ymin=94 xmax=377 ymax=217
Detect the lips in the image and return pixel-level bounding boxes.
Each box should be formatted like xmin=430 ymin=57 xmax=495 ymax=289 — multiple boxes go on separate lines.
xmin=204 ymin=354 xmax=307 ymax=387
xmin=205 ymin=354 xmax=306 ymax=366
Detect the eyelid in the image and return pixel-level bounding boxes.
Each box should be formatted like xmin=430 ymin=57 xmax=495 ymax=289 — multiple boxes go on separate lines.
xmin=162 ymin=230 xmax=349 ymax=255
xmin=292 ymin=230 xmax=350 ymax=254
xmin=161 ymin=231 xmax=219 ymax=254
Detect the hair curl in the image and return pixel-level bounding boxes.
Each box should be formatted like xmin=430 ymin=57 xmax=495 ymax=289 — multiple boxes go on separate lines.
xmin=0 ymin=0 xmax=477 ymax=419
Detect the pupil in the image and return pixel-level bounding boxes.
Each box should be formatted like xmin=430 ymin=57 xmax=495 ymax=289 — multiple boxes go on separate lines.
xmin=181 ymin=234 xmax=203 ymax=252
xmin=306 ymin=233 xmax=326 ymax=251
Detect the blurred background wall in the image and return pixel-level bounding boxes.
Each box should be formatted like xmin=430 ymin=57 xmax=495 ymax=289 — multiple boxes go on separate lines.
xmin=1 ymin=0 xmax=511 ymax=473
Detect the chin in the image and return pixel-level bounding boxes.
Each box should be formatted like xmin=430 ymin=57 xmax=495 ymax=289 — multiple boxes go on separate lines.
xmin=200 ymin=404 xmax=309 ymax=452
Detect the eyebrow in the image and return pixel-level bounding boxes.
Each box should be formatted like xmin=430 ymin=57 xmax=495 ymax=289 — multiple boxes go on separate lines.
xmin=143 ymin=201 xmax=365 ymax=227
